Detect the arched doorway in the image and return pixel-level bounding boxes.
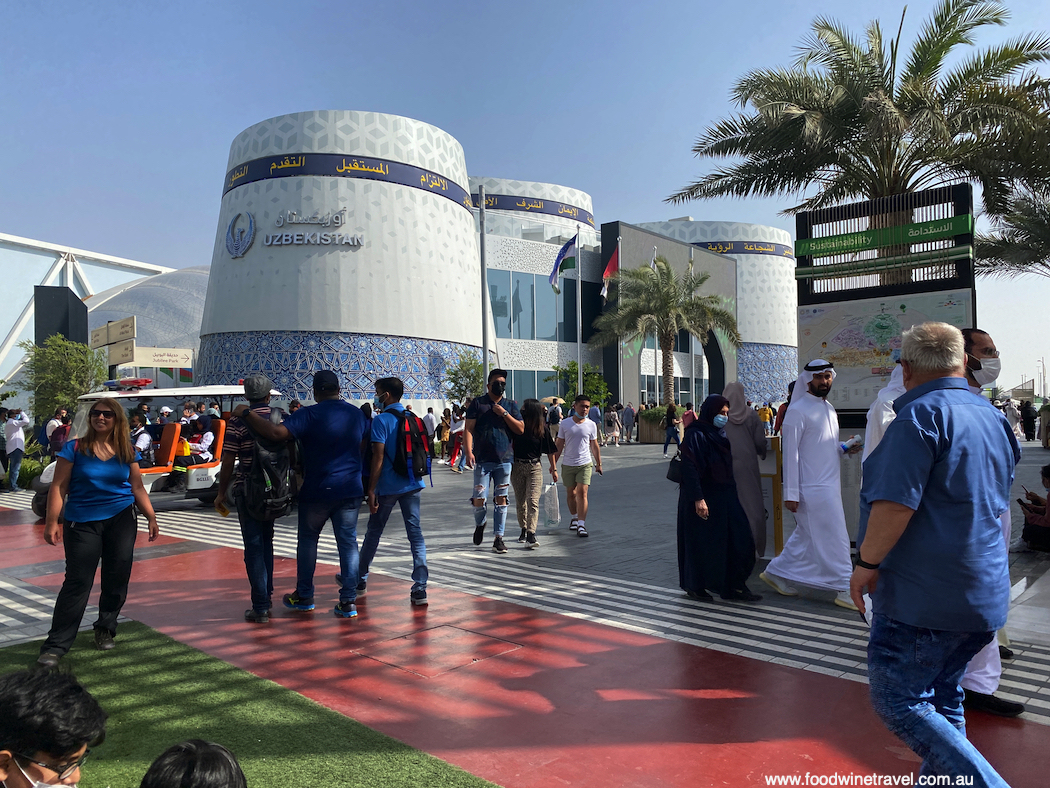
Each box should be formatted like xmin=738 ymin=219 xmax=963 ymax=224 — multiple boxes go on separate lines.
xmin=704 ymin=330 xmax=726 ymax=394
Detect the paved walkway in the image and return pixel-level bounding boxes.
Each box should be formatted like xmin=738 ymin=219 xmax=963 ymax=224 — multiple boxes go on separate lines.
xmin=1 ymin=440 xmax=1049 ymax=786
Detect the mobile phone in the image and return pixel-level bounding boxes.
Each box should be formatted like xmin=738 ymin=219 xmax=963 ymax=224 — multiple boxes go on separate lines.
xmin=1018 ymin=498 xmax=1030 ymax=509
xmin=1022 ymin=485 xmax=1031 ymax=495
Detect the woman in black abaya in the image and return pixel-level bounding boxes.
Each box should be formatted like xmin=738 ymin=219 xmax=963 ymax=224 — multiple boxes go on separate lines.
xmin=677 ymin=395 xmax=761 ymax=602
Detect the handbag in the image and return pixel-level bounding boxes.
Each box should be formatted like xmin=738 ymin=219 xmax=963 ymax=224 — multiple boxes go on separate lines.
xmin=666 ymin=450 xmax=682 ymax=483
xmin=542 ymin=482 xmax=561 ymax=527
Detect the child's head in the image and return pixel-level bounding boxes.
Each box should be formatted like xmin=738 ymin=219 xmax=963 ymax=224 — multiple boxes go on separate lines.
xmin=140 ymin=740 xmax=245 ymax=788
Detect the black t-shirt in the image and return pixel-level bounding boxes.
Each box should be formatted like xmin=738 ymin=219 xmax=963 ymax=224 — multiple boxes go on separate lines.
xmin=512 ymin=428 xmax=557 ymax=461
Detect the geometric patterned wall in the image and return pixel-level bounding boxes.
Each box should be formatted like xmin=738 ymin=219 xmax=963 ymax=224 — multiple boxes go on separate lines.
xmin=197 ymin=330 xmax=480 ymax=401
xmin=737 ymin=342 xmax=798 ymax=404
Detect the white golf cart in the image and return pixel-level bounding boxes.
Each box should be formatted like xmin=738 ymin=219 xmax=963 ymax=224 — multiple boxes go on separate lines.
xmin=32 ymin=384 xmax=284 ymax=517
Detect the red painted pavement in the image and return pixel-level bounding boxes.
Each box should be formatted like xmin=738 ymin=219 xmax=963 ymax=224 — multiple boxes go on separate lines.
xmin=3 ymin=513 xmax=1047 ymax=787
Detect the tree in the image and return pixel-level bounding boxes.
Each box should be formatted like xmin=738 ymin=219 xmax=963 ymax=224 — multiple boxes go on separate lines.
xmin=667 ymin=0 xmax=1050 ymax=216
xmin=976 ymin=190 xmax=1050 ymax=278
xmin=445 ymin=351 xmax=484 ymax=402
xmin=589 ymin=258 xmax=741 ymax=406
xmin=544 ymin=362 xmax=610 ymax=406
xmin=17 ymin=335 xmax=107 ymax=418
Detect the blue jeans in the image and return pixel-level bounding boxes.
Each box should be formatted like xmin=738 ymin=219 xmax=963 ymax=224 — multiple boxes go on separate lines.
xmin=359 ymin=490 xmax=427 ymax=592
xmin=473 ymin=461 xmax=512 ymax=537
xmin=235 ymin=493 xmax=275 ymax=613
xmin=868 ymin=614 xmax=1008 ymax=785
xmin=663 ymin=427 xmax=680 ymax=452
xmin=296 ymin=496 xmax=360 ymax=604
xmin=7 ymin=448 xmax=23 ymax=491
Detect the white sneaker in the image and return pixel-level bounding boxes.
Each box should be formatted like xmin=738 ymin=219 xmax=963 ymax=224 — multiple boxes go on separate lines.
xmin=834 ymin=591 xmax=859 ymax=611
xmin=759 ymin=571 xmax=798 ymax=596
xmin=663 ymin=453 xmax=668 ymax=458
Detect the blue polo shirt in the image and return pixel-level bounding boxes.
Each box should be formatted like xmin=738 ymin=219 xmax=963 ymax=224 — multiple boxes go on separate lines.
xmin=371 ymin=403 xmax=426 ymax=497
xmin=858 ymin=377 xmax=1020 ymax=632
xmin=282 ymin=399 xmax=367 ymax=500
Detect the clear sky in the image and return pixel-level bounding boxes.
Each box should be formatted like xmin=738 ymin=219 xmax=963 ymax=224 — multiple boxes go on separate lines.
xmin=2 ymin=0 xmax=1049 ymax=390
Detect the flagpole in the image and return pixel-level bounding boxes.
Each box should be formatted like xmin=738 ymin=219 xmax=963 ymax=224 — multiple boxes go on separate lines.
xmin=616 ymin=235 xmax=623 ymax=404
xmin=652 ymin=246 xmax=659 ymax=403
xmin=576 ymin=225 xmax=583 ymax=397
xmin=689 ymin=246 xmax=695 ymax=405
xmin=479 ymin=185 xmax=490 ymax=385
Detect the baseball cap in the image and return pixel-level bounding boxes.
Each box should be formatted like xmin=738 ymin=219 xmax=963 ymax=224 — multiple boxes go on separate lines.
xmin=313 ymin=370 xmax=340 ymax=392
xmin=159 ymin=406 xmax=173 ymax=414
xmin=243 ymin=374 xmax=273 ymax=401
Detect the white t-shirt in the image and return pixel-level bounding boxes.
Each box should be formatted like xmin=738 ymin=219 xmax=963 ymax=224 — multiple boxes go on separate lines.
xmin=557 ymin=416 xmax=597 ymax=467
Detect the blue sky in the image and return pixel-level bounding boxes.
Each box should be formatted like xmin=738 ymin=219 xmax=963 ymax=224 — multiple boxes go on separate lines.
xmin=2 ymin=0 xmax=1049 ymax=388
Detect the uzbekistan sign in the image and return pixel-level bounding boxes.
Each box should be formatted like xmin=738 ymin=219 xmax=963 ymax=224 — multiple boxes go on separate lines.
xmin=795 ymin=215 xmax=973 ymax=258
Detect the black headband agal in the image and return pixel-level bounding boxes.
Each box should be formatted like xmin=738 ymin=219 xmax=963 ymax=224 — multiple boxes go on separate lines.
xmin=803 ymin=361 xmax=834 ymax=372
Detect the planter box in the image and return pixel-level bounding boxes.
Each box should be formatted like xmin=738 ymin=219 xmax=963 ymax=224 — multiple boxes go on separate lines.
xmin=638 ymin=419 xmax=682 ymax=444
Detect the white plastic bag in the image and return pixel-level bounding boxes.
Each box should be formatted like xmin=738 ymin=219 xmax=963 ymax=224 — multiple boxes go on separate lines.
xmin=542 ymin=482 xmax=561 ymax=527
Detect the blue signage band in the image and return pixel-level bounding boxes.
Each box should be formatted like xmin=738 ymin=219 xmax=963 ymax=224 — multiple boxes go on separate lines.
xmin=695 ymin=241 xmax=795 ymax=259
xmin=223 ymin=153 xmax=473 ymax=212
xmin=470 ymin=194 xmax=595 ymax=228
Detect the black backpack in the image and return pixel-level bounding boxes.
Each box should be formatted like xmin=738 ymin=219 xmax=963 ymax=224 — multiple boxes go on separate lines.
xmin=547 ymin=405 xmax=561 ymax=424
xmin=393 ymin=409 xmax=431 ymax=484
xmin=242 ymin=408 xmax=293 ymax=521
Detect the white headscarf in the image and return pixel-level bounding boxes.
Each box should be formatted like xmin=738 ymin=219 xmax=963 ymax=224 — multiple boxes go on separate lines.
xmin=792 ymin=359 xmax=836 ymax=404
xmin=862 ymin=364 xmax=906 ymax=462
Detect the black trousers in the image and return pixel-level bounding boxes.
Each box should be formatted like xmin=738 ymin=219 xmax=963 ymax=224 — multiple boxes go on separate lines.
xmin=42 ymin=505 xmax=138 ymax=654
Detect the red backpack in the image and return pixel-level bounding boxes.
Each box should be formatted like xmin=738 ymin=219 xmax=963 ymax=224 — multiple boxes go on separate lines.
xmin=392 ymin=409 xmax=431 ymax=484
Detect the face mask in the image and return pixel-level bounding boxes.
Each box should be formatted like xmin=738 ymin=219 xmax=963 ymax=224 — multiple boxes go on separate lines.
xmin=970 ymin=356 xmax=1001 ymax=387
xmin=713 ymin=414 xmax=728 ymax=428
xmin=573 ymin=410 xmax=587 ymax=421
xmin=491 ymin=381 xmax=506 ymax=397
xmin=14 ymin=759 xmax=62 ymax=788
xmin=372 ymin=395 xmax=384 ymax=412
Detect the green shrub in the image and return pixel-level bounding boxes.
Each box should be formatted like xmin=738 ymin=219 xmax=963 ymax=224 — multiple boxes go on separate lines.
xmin=18 ymin=456 xmax=48 ymax=488
xmin=640 ymin=406 xmax=668 ymax=424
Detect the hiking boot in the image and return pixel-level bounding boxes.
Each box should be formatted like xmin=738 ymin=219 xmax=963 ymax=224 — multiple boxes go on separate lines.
xmin=411 ymin=589 xmax=428 ymax=606
xmin=472 ymin=522 xmax=486 ymax=545
xmin=94 ymin=629 xmax=115 ymax=651
xmin=517 ymin=527 xmax=528 ymax=543
xmin=492 ymin=536 xmax=508 ymax=554
xmin=526 ymin=532 xmax=539 ymax=548
xmin=244 ymin=608 xmax=270 ymax=623
xmin=282 ymin=592 xmax=315 ymax=611
xmin=333 ymin=601 xmax=358 ymax=619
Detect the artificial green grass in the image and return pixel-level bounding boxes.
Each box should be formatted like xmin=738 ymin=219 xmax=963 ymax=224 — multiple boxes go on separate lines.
xmin=1 ymin=622 xmax=497 ymax=787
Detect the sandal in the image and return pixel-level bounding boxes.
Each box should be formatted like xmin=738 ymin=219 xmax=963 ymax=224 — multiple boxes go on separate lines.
xmin=577 ymin=524 xmax=589 ymax=537
xmin=570 ymin=518 xmax=579 ymax=531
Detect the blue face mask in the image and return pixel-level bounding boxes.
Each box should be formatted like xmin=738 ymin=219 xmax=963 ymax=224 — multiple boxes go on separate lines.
xmin=372 ymin=395 xmax=383 ymax=412
xmin=713 ymin=414 xmax=728 ymax=428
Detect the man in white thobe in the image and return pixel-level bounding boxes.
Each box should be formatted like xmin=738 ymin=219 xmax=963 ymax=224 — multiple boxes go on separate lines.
xmin=761 ymin=360 xmax=857 ymax=610
xmin=862 ymin=364 xmax=905 ymax=463
xmin=958 ymin=328 xmax=1024 ymax=718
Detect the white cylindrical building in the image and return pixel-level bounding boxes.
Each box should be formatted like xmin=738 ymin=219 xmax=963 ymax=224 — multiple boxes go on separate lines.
xmin=197 ymin=111 xmax=481 ymax=404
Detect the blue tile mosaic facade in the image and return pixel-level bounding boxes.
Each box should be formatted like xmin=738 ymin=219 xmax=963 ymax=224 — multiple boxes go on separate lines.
xmin=737 ymin=343 xmax=798 ymax=404
xmin=197 ymin=331 xmax=481 ymax=400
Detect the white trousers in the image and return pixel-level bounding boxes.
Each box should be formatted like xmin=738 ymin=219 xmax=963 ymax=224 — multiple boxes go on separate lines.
xmin=767 ymin=484 xmax=853 ymax=592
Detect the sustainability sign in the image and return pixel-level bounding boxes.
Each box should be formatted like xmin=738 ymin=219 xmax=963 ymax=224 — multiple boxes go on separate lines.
xmin=795 ymin=215 xmax=972 ymax=258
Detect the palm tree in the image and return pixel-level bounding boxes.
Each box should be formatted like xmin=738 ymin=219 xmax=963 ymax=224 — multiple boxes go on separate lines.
xmin=976 ymin=190 xmax=1050 ymax=277
xmin=590 ymin=258 xmax=741 ymax=406
xmin=667 ymin=0 xmax=1050 ymax=216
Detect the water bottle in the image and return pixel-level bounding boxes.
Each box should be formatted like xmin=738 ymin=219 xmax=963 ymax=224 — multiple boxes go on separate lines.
xmin=840 ymin=434 xmax=863 ymax=454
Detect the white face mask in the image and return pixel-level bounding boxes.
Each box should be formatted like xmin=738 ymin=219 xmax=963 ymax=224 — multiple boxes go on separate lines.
xmin=14 ymin=758 xmax=68 ymax=788
xmin=971 ymin=356 xmax=1001 ymax=387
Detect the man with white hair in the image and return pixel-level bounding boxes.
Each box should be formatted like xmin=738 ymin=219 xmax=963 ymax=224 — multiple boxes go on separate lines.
xmin=761 ymin=359 xmax=857 ymax=609
xmin=852 ymin=322 xmax=1018 ymax=783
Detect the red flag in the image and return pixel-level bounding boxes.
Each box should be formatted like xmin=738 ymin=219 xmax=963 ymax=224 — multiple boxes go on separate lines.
xmin=602 ymin=246 xmax=619 ymax=280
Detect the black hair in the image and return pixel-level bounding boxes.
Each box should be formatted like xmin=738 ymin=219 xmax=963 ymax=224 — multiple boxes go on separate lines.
xmin=521 ymin=399 xmax=544 ymax=439
xmin=961 ymin=328 xmax=989 ymax=354
xmin=488 ymin=368 xmax=508 ymax=383
xmin=360 ymin=402 xmax=372 ymax=419
xmin=574 ymin=394 xmax=590 ymax=405
xmin=0 ymin=670 xmax=107 ymax=758
xmin=685 ymin=402 xmax=693 ymax=410
xmin=375 ymin=377 xmax=404 ymax=401
xmin=139 ymin=740 xmax=246 ymax=788
xmin=1041 ymin=464 xmax=1050 ymax=481
xmin=667 ymin=403 xmax=677 ymax=418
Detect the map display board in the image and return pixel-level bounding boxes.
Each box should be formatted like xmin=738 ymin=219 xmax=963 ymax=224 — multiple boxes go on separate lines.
xmin=798 ymin=288 xmax=973 ymax=411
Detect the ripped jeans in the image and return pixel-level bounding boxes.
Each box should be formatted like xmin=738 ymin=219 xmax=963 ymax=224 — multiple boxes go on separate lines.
xmin=473 ymin=461 xmax=512 ymax=538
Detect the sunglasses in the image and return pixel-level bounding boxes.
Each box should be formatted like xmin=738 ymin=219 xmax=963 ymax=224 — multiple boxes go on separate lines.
xmin=89 ymin=410 xmax=116 ymax=420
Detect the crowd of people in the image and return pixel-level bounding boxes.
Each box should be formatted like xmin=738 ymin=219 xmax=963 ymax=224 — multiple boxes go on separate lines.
xmin=15 ymin=322 xmax=1037 ymax=784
